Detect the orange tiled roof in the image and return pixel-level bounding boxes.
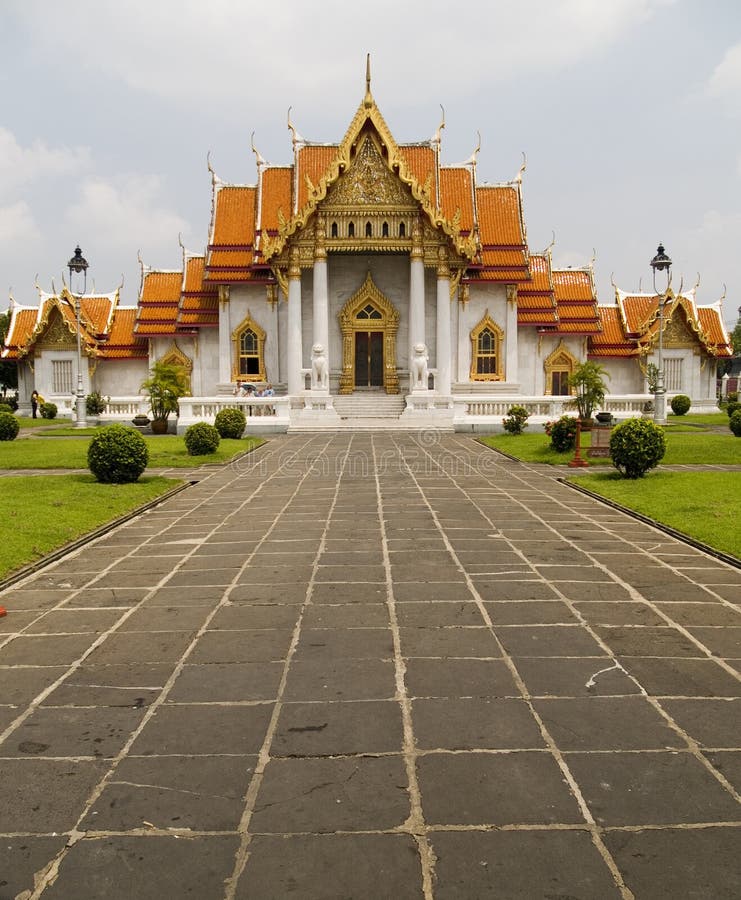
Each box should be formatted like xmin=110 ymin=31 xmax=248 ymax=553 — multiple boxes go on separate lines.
xmin=697 ymin=306 xmax=732 ymax=356
xmin=400 ymin=146 xmax=437 ymax=207
xmin=260 ymin=167 xmax=292 ymax=235
xmin=472 ymin=185 xmax=528 ymax=282
xmin=99 ymin=308 xmax=148 ymax=359
xmin=140 ymin=271 xmax=181 ymax=303
xmin=517 ymin=254 xmax=557 ymax=326
xmin=439 ymin=167 xmax=473 ymax=234
xmin=296 ymin=145 xmax=337 ymax=211
xmin=205 ymin=185 xmax=257 ymax=281
xmin=589 ymin=306 xmax=637 ymax=357
xmin=136 ymin=270 xmax=180 ymax=335
xmin=618 ymin=294 xmax=656 ymax=334
xmin=553 ymin=269 xmax=601 ymax=334
xmin=1 ymin=307 xmax=39 ymax=358
xmin=177 ymin=256 xmax=219 ymax=329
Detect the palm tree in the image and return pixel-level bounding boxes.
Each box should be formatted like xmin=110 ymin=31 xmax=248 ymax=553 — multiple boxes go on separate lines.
xmin=140 ymin=361 xmax=188 ymax=428
xmin=567 ymin=361 xmax=609 ymax=421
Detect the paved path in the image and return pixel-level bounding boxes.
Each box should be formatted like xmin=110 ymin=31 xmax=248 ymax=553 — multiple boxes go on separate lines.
xmin=0 ymin=434 xmax=739 ymax=899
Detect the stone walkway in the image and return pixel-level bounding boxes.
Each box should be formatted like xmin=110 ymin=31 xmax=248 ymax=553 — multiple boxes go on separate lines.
xmin=0 ymin=434 xmax=739 ymax=899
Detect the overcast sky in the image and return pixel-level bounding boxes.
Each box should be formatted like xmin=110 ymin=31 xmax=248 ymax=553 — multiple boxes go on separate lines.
xmin=1 ymin=0 xmax=740 ymax=327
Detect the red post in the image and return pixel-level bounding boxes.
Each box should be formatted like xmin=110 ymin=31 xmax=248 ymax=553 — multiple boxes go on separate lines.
xmin=568 ymin=418 xmax=590 ymax=468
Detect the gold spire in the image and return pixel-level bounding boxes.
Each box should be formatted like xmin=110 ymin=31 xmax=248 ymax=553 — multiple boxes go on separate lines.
xmin=364 ymin=53 xmax=373 ymax=108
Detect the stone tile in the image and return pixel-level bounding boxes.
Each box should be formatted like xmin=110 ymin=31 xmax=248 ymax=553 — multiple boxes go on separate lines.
xmin=604 ymin=827 xmax=741 ymax=900
xmin=411 ymin=698 xmax=544 ymax=750
xmin=311 ymin=583 xmax=387 ymax=604
xmin=1 ymin=588 xmax=82 ymax=609
xmin=283 ymin=658 xmax=396 ymax=701
xmin=0 ymin=633 xmax=99 ymax=666
xmin=43 ymin=835 xmax=240 ymax=900
xmin=84 ymin=631 xmax=196 ymax=665
xmin=228 ymin=583 xmax=308 ymax=604
xmin=471 ymin=580 xmax=559 ymax=602
xmin=514 ymin=656 xmax=642 ymax=697
xmin=553 ymin=582 xmax=634 ymax=602
xmin=81 ymin=755 xmax=256 ymax=831
xmin=236 ymin=834 xmax=424 ymax=900
xmin=660 ymin=698 xmax=741 ymax=747
xmin=0 ymin=665 xmax=69 ymax=705
xmin=534 ymin=696 xmax=684 ymax=750
xmin=168 ymin=662 xmax=285 ymax=702
xmin=22 ymin=608 xmax=127 ymax=634
xmin=705 ymin=751 xmax=741 ymax=792
xmin=3 ymin=705 xmax=145 ymax=758
xmin=594 ymin=625 xmax=703 ymax=657
xmin=392 ymin=566 xmax=466 ymax=583
xmin=431 ymin=830 xmax=622 ymax=900
xmin=618 ymin=656 xmax=741 ymax=698
xmin=496 ymin=625 xmax=604 ymax=657
xmin=655 ymin=602 xmax=741 ymax=626
xmin=687 ymin=626 xmax=741 ymax=658
xmin=399 ymin=626 xmax=500 ymax=658
xmin=405 ymin=657 xmax=519 ymax=698
xmin=572 ymin=601 xmax=665 ymax=626
xmin=251 ymin=756 xmax=409 ymax=833
xmin=0 ymin=835 xmax=68 ymax=900
xmin=392 ymin=582 xmax=471 ymax=603
xmin=417 ymin=751 xmax=583 ymax=825
xmin=485 ymin=600 xmax=577 ymax=625
xmin=116 ymin=605 xmax=214 ymax=632
xmin=396 ymin=601 xmax=484 ymax=626
xmin=207 ymin=604 xmax=300 ymax=630
xmin=0 ymin=609 xmax=45 ymax=632
xmin=0 ymin=759 xmax=109 ymax=832
xmin=188 ymin=630 xmax=292 ymax=663
xmin=129 ymin=703 xmax=273 ymax=756
xmin=566 ymin=751 xmax=741 ymax=825
xmin=42 ymin=662 xmax=173 ymax=707
xmin=293 ymin=628 xmax=393 ymax=660
xmin=272 ymin=700 xmax=403 ymax=756
xmin=301 ymin=604 xmax=389 ymax=628
xmin=142 ymin=584 xmax=227 ymax=605
xmin=636 ymin=582 xmax=719 ymax=603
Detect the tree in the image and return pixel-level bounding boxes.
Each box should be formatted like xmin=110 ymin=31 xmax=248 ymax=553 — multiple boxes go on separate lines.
xmin=140 ymin=361 xmax=189 ymax=424
xmin=566 ymin=361 xmax=609 ymax=421
xmin=0 ymin=311 xmax=18 ymax=394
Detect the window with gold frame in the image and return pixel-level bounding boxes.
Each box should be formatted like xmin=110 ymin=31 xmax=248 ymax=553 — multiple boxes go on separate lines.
xmin=470 ymin=313 xmax=504 ymax=381
xmin=232 ymin=313 xmax=266 ymax=382
xmin=543 ymin=342 xmax=579 ymax=396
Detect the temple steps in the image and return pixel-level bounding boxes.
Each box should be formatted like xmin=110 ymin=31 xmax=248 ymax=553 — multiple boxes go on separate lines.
xmin=289 ymin=418 xmax=453 ymax=432
xmin=332 ymin=394 xmax=407 ymax=419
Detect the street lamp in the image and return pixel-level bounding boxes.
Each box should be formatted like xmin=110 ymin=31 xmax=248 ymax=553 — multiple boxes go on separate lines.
xmin=67 ymin=246 xmax=89 ymax=428
xmin=650 ymin=242 xmax=672 ymax=425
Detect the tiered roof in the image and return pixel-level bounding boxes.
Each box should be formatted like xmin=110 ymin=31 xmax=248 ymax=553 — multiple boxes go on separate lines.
xmin=517 ymin=253 xmax=557 ymax=327
xmin=2 ymin=287 xmax=146 ymax=361
xmin=552 ymin=267 xmax=601 ymax=334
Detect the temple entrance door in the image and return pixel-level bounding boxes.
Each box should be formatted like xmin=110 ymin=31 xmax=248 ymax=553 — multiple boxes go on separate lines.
xmin=354 ymin=331 xmax=384 ymax=388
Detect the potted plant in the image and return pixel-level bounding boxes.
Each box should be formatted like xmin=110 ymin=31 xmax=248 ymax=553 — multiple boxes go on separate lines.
xmin=140 ymin=361 xmax=188 ymax=434
xmin=566 ymin=361 xmax=609 ymax=428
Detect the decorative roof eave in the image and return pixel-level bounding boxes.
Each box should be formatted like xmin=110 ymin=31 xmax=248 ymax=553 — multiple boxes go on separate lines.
xmin=262 ymin=83 xmax=477 ymax=263
xmin=17 ymin=292 xmax=98 ymax=359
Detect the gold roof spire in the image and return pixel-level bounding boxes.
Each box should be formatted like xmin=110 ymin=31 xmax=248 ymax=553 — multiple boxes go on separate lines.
xmin=364 ymin=53 xmax=373 ymax=108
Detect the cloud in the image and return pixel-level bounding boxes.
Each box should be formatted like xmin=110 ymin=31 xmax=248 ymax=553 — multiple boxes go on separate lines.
xmin=705 ymin=41 xmax=741 ymax=116
xmin=9 ymin=0 xmax=676 ymax=112
xmin=0 ymin=200 xmax=40 ymax=245
xmin=0 ymin=128 xmax=91 ymax=199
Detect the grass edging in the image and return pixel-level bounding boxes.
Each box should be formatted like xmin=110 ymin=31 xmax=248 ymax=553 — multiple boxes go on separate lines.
xmin=0 ymin=481 xmax=191 ymax=592
xmin=558 ymin=477 xmax=741 ymax=570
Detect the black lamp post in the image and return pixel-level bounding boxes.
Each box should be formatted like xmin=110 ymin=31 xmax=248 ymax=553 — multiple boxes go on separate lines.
xmin=67 ymin=246 xmax=89 ymax=428
xmin=649 ymin=243 xmax=672 ymax=425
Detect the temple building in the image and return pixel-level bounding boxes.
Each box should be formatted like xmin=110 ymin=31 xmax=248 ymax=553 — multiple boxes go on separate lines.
xmin=2 ymin=64 xmax=732 ymax=430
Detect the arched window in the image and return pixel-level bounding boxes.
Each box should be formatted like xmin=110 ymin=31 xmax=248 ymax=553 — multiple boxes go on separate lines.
xmin=232 ymin=312 xmax=266 ymax=382
xmin=382 ymin=221 xmax=389 ymax=237
xmin=399 ymin=222 xmax=406 ymax=238
xmin=348 ymin=222 xmax=355 ymax=238
xmin=470 ymin=312 xmax=504 ymax=381
xmin=331 ymin=221 xmax=338 ymax=238
xmin=365 ymin=221 xmax=372 ymax=237
xmin=543 ymin=342 xmax=579 ymax=395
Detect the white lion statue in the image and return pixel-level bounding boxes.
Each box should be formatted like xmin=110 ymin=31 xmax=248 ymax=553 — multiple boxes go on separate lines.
xmin=410 ymin=343 xmax=429 ymax=390
xmin=311 ymin=343 xmax=329 ymax=390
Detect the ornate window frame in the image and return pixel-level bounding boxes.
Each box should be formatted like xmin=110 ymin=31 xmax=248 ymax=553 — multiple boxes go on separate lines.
xmin=158 ymin=341 xmax=193 ymax=395
xmin=470 ymin=311 xmax=504 ymax=381
xmin=231 ymin=312 xmax=266 ymax=382
xmin=543 ymin=340 xmax=578 ymax=396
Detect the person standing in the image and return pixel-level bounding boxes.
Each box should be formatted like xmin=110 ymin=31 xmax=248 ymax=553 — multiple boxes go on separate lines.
xmin=31 ymin=390 xmax=40 ymax=419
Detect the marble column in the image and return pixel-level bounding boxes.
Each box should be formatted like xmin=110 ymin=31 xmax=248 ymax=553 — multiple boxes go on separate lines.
xmin=436 ymin=246 xmax=452 ymax=395
xmin=506 ymin=285 xmax=519 ymax=384
xmin=409 ymin=217 xmax=426 ymax=385
xmin=287 ymin=246 xmax=304 ymax=395
xmin=312 ymin=216 xmax=329 ymax=391
xmin=217 ymin=285 xmax=232 ymax=384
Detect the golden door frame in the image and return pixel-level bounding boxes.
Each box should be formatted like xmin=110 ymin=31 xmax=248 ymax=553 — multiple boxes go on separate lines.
xmin=338 ymin=273 xmax=400 ymax=394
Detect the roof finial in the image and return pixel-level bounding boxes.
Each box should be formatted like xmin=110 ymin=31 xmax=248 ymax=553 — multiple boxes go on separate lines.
xmin=116 ymin=273 xmax=125 ymax=293
xmin=638 ymin=277 xmax=643 ymax=292
xmin=51 ymin=277 xmax=57 ymax=295
xmin=610 ymin=271 xmax=617 ymax=289
xmin=287 ymin=107 xmax=305 ymax=149
xmin=206 ymin=151 xmax=221 ymax=187
xmin=251 ymin=131 xmax=268 ymax=169
xmin=464 ymin=131 xmax=481 ymax=167
xmin=720 ymin=283 xmax=727 ymax=303
xmin=515 ymin=151 xmax=527 ymax=184
xmin=364 ymin=53 xmax=373 ymax=108
xmin=433 ymin=104 xmax=445 ymax=147
xmin=545 ymin=231 xmax=556 ymax=255
xmin=590 ymin=247 xmax=597 ymax=268
xmin=692 ymin=271 xmax=701 ymax=293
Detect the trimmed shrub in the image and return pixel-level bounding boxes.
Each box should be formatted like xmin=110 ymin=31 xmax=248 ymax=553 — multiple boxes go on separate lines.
xmin=610 ymin=418 xmax=666 ymax=479
xmin=670 ymin=394 xmax=691 ymax=416
xmin=727 ymin=391 xmax=738 ymax=403
xmin=184 ymin=422 xmax=220 ymax=456
xmin=86 ymin=391 xmax=107 ymax=416
xmin=0 ymin=411 xmax=19 ymax=441
xmin=214 ymin=407 xmax=246 ymax=440
xmin=40 ymin=402 xmax=57 ymax=419
xmin=0 ymin=403 xmax=14 ymax=414
xmin=726 ymin=400 xmax=741 ymax=418
xmin=87 ymin=424 xmax=149 ymax=484
xmin=502 ymin=405 xmax=529 ymax=435
xmin=548 ymin=415 xmax=578 ymax=452
xmin=729 ymin=409 xmax=741 ymax=437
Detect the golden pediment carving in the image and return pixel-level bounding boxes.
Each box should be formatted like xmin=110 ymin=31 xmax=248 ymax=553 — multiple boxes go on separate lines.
xmin=35 ymin=309 xmax=76 ymax=350
xmin=323 ymin=135 xmax=417 ymax=211
xmin=663 ymin=313 xmax=696 ymax=347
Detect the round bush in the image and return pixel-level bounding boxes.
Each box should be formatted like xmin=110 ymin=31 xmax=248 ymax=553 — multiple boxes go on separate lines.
xmin=726 ymin=400 xmax=741 ymax=418
xmin=502 ymin=404 xmax=529 ymax=435
xmin=0 ymin=411 xmax=19 ymax=441
xmin=548 ymin=415 xmax=578 ymax=452
xmin=214 ymin=407 xmax=246 ymax=439
xmin=0 ymin=403 xmax=14 ymax=414
xmin=610 ymin=418 xmax=666 ymax=479
xmin=729 ymin=409 xmax=741 ymax=437
xmin=184 ymin=422 xmax=220 ymax=456
xmin=87 ymin=424 xmax=149 ymax=484
xmin=40 ymin=402 xmax=57 ymax=419
xmin=670 ymin=394 xmax=691 ymax=416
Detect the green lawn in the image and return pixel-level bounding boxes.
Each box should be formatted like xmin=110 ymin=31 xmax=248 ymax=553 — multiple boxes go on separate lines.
xmin=570 ymin=471 xmax=741 ymax=559
xmin=0 ymin=475 xmax=181 ymax=578
xmin=0 ymin=434 xmax=264 ymax=469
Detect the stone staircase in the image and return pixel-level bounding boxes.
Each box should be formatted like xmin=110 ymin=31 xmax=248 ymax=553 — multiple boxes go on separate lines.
xmin=289 ymin=392 xmax=453 ymax=432
xmin=332 ymin=394 xmax=407 ymax=420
